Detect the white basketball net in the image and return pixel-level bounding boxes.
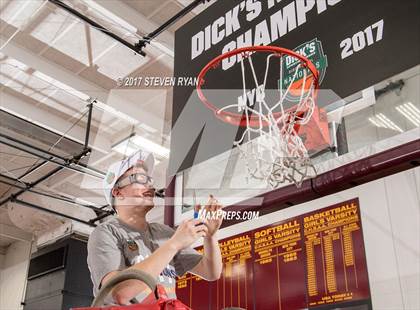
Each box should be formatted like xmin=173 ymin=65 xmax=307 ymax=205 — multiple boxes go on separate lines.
xmin=218 ymin=51 xmax=317 ymax=188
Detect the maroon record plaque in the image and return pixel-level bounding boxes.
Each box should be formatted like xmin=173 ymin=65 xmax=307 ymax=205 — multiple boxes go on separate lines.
xmin=303 ymin=199 xmax=371 ymax=307
xmin=253 ymin=218 xmax=307 ymax=309
xmin=176 ymin=198 xmax=371 ymax=309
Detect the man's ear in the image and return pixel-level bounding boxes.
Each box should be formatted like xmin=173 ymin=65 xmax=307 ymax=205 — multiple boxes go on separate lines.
xmin=111 ymin=187 xmax=121 ymax=199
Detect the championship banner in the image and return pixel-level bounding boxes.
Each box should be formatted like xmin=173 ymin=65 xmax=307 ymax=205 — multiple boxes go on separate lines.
xmin=170 ymin=0 xmax=420 ymax=175
xmin=177 ymin=198 xmax=372 ymax=309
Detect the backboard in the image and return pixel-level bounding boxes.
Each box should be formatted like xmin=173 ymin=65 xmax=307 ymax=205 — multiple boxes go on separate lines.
xmin=170 ymin=0 xmax=420 ymax=223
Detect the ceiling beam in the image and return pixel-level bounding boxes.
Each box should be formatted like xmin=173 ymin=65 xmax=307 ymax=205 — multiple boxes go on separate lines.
xmin=0 ymin=36 xmax=169 ymax=140
xmin=0 ymin=223 xmax=33 ymax=242
xmin=0 ymin=34 xmax=109 ymax=103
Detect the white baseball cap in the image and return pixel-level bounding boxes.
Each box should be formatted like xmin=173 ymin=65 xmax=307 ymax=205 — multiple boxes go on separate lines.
xmin=103 ymin=149 xmax=155 ymax=206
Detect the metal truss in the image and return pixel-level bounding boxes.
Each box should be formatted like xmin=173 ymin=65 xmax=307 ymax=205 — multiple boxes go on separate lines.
xmin=0 ymin=103 xmax=113 ymax=227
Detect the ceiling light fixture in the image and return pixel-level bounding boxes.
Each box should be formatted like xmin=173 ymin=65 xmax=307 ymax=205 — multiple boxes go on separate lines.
xmin=368 ymin=113 xmax=403 ymax=133
xmin=32 ymin=71 xmax=90 ymax=101
xmin=396 ymin=102 xmax=420 ymax=127
xmin=4 ymin=57 xmax=28 ymax=71
xmin=112 ymin=133 xmax=170 ymax=159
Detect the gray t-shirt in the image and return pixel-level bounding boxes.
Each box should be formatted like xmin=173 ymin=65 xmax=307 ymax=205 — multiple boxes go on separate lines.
xmin=87 ymin=217 xmax=202 ymax=303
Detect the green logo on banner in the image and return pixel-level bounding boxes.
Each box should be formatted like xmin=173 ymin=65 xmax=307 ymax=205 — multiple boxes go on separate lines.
xmin=279 ymin=38 xmax=328 ymax=101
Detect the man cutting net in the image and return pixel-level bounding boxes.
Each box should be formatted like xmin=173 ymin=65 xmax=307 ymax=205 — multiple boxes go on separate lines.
xmin=87 ymin=149 xmax=223 ymax=305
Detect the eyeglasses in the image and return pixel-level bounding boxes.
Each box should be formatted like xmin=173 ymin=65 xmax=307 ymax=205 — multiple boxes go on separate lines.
xmin=116 ymin=173 xmax=153 ymax=188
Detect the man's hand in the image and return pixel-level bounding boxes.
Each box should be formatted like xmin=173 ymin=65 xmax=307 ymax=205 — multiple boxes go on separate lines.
xmin=169 ymin=219 xmax=208 ymax=251
xmin=203 ymin=195 xmax=223 ymax=238
xmin=189 ymin=195 xmax=223 ymax=281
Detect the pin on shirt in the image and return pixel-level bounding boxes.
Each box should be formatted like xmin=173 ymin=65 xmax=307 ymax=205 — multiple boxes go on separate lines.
xmin=127 ymin=239 xmax=138 ymax=251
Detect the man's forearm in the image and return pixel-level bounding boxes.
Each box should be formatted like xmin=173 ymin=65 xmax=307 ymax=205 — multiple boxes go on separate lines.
xmin=110 ymin=239 xmax=179 ymax=304
xmin=201 ymin=234 xmax=223 ymax=280
xmin=130 ymin=239 xmax=178 ymax=276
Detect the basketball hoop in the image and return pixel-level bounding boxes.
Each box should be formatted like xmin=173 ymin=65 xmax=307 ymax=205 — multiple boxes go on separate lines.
xmin=197 ymin=45 xmax=320 ymax=188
